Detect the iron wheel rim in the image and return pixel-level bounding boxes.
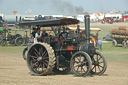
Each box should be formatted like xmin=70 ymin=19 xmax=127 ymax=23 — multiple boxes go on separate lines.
xmin=90 ymin=52 xmax=107 ymax=75
xmin=28 ymin=46 xmax=49 ymax=74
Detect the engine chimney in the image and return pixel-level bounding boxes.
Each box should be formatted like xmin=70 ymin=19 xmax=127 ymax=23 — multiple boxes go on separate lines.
xmin=84 ymin=15 xmax=90 ymax=45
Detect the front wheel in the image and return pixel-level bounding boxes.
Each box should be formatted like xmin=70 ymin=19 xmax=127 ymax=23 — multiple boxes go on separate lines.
xmin=112 ymin=39 xmax=117 ymax=47
xmin=22 ymin=47 xmax=28 ymax=60
xmin=70 ymin=51 xmax=92 ymax=77
xmin=90 ymin=51 xmax=107 ymax=75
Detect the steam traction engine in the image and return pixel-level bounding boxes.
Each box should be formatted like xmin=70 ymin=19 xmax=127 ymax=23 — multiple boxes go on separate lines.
xmin=20 ymin=15 xmax=107 ymax=76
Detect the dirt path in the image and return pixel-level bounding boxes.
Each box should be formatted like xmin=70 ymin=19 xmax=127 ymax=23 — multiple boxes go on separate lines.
xmin=0 ymin=49 xmax=128 ymax=85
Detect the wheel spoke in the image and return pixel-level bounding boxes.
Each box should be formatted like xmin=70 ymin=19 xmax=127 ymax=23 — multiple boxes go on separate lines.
xmin=43 ymin=61 xmax=48 ymax=67
xmin=97 ymin=55 xmax=99 ymax=61
xmin=81 ymin=67 xmax=83 ymax=73
xmin=31 ymin=56 xmax=38 ymax=59
xmin=82 ymin=67 xmax=86 ymax=72
xmin=34 ymin=52 xmax=38 ymax=57
xmin=84 ymin=65 xmax=88 ymax=68
xmin=98 ymin=66 xmax=101 ymax=72
xmin=43 ymin=57 xmax=49 ymax=60
xmin=92 ymin=57 xmax=95 ymax=62
xmin=80 ymin=55 xmax=82 ymax=61
xmin=74 ymin=61 xmax=79 ymax=64
xmin=83 ymin=61 xmax=87 ymax=64
xmin=99 ymin=65 xmax=103 ymax=68
xmin=37 ymin=64 xmax=40 ymax=71
xmin=77 ymin=57 xmax=80 ymax=62
xmin=92 ymin=65 xmax=96 ymax=70
xmin=43 ymin=63 xmax=45 ymax=69
xmin=74 ymin=64 xmax=79 ymax=68
xmin=41 ymin=64 xmax=43 ymax=72
xmin=42 ymin=50 xmax=46 ymax=56
xmin=34 ymin=47 xmax=40 ymax=55
xmin=40 ymin=47 xmax=43 ymax=55
xmin=98 ymin=57 xmax=101 ymax=61
xmin=32 ymin=59 xmax=37 ymax=62
xmin=44 ymin=60 xmax=49 ymax=63
xmin=32 ymin=62 xmax=38 ymax=68
xmin=95 ymin=66 xmax=96 ymax=73
xmin=43 ymin=52 xmax=48 ymax=57
xmin=99 ymin=62 xmax=103 ymax=64
xmin=39 ymin=48 xmax=41 ymax=56
xmin=76 ymin=67 xmax=79 ymax=72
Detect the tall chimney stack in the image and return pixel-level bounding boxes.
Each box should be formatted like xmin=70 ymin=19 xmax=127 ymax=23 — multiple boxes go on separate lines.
xmin=84 ymin=15 xmax=90 ymax=45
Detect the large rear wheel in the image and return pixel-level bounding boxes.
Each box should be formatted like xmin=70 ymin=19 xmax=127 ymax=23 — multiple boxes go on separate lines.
xmin=27 ymin=43 xmax=56 ymax=76
xmin=70 ymin=51 xmax=92 ymax=77
xmin=15 ymin=37 xmax=25 ymax=46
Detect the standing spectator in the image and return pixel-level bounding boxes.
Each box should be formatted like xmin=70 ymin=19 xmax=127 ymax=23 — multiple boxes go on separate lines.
xmin=0 ymin=16 xmax=5 ymax=23
xmin=29 ymin=33 xmax=34 ymax=47
xmin=32 ymin=28 xmax=36 ymax=38
xmin=98 ymin=38 xmax=102 ymax=51
xmin=39 ymin=30 xmax=46 ymax=42
xmin=34 ymin=27 xmax=40 ymax=43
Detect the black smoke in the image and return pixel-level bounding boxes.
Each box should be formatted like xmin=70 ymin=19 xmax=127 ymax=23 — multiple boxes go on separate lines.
xmin=51 ymin=0 xmax=88 ymax=15
xmin=0 ymin=0 xmax=88 ymax=15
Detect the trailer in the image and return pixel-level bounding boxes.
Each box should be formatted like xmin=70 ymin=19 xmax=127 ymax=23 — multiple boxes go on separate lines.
xmin=111 ymin=35 xmax=128 ymax=48
xmin=111 ymin=27 xmax=128 ymax=48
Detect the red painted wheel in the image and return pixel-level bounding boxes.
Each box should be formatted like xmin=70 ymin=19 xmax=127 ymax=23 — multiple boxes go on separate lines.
xmin=27 ymin=43 xmax=56 ymax=76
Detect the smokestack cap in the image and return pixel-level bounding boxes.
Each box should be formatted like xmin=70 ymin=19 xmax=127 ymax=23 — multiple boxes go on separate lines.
xmin=84 ymin=15 xmax=90 ymax=18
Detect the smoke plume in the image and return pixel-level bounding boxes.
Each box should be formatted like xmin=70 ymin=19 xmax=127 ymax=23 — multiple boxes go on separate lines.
xmin=0 ymin=0 xmax=88 ymax=15
xmin=51 ymin=0 xmax=88 ymax=15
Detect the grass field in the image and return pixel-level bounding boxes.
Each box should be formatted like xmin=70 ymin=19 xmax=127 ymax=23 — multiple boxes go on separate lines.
xmin=0 ymin=22 xmax=128 ymax=85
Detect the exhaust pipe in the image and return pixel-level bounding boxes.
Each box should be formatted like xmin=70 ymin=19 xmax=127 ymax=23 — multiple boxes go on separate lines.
xmin=80 ymin=15 xmax=95 ymax=53
xmin=84 ymin=15 xmax=90 ymax=45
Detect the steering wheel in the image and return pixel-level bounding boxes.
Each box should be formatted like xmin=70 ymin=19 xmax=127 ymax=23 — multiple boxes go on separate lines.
xmin=59 ymin=32 xmax=69 ymax=45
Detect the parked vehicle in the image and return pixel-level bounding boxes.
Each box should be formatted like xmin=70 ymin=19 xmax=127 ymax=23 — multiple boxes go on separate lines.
xmin=111 ymin=27 xmax=128 ymax=48
xmin=103 ymin=33 xmax=113 ymax=41
xmin=0 ymin=28 xmax=26 ymax=46
xmin=101 ymin=17 xmax=113 ymax=24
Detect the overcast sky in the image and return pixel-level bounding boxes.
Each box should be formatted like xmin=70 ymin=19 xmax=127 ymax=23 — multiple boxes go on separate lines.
xmin=0 ymin=0 xmax=128 ymax=15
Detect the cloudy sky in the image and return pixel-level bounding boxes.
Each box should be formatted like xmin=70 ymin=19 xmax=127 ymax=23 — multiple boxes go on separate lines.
xmin=0 ymin=0 xmax=128 ymax=15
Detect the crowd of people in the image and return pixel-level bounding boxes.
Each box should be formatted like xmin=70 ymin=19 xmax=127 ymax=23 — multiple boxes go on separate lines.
xmin=29 ymin=27 xmax=48 ymax=47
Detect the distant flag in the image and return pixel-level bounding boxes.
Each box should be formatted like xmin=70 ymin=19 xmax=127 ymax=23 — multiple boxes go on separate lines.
xmin=25 ymin=9 xmax=32 ymax=15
